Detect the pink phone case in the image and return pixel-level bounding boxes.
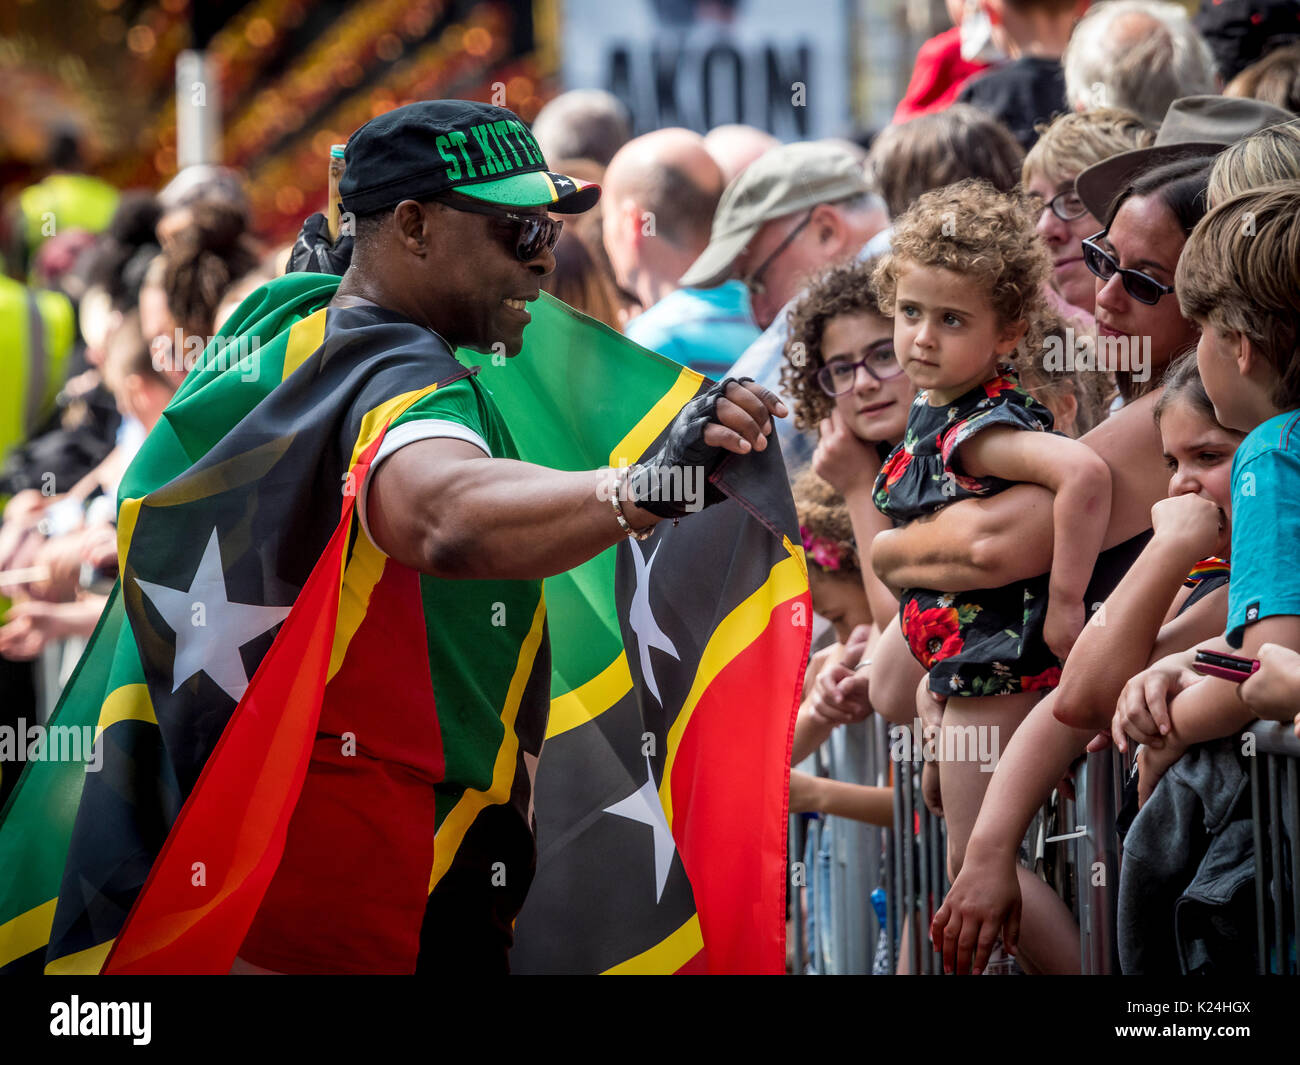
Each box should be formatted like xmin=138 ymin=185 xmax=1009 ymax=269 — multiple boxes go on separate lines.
xmin=1194 ymin=663 xmax=1255 ymax=683
xmin=1192 ymin=651 xmax=1261 ymax=684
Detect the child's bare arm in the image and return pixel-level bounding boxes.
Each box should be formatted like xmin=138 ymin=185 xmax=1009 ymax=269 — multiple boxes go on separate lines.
xmin=932 ymin=687 xmax=1095 ymax=973
xmin=958 ymin=427 xmax=1111 ymax=659
xmin=1054 ymin=493 xmax=1226 ymax=730
xmin=791 ymin=704 xmax=837 ymax=765
xmin=1168 ymin=615 xmax=1300 ymax=746
xmin=789 ymin=770 xmax=893 ymax=826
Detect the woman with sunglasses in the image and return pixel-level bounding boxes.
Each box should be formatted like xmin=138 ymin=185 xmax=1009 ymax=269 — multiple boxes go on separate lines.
xmin=1021 ymin=108 xmax=1155 ymax=327
xmin=1082 ymin=155 xmax=1212 ymax=407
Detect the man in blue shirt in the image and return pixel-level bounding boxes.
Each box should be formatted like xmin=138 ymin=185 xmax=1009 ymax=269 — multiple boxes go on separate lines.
xmin=601 ymin=128 xmax=760 ymax=379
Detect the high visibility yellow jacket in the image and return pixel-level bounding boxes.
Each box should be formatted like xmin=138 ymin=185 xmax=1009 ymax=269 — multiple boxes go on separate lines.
xmin=0 ymin=276 xmax=75 ymax=466
xmin=18 ymin=172 xmax=119 ymax=262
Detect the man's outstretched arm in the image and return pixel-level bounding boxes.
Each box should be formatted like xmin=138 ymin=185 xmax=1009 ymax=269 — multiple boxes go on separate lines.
xmin=367 ymin=380 xmax=786 ymax=580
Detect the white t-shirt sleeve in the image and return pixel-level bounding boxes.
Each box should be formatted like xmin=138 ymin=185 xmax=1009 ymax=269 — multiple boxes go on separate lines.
xmin=357 ymin=418 xmax=491 ymax=549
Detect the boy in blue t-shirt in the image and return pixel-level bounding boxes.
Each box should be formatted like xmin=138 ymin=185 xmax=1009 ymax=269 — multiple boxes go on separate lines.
xmin=1116 ymin=181 xmax=1300 ymax=797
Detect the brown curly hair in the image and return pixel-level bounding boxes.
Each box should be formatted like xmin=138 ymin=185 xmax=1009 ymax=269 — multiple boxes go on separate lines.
xmin=781 ymin=256 xmax=889 ymax=432
xmin=792 ymin=469 xmax=860 ymax=576
xmin=873 ymin=179 xmax=1053 ymax=366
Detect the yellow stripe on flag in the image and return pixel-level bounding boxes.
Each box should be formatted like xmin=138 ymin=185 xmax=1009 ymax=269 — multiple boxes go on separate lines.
xmin=117 ymin=497 xmax=142 ymax=565
xmin=280 ymin=307 xmax=328 ymax=382
xmin=659 ymin=551 xmax=808 ymax=827
xmin=93 ymin=684 xmax=157 ymax=743
xmin=44 ymin=937 xmax=114 ymax=976
xmin=608 ymin=367 xmax=703 ymax=467
xmin=545 ymin=651 xmax=632 ymax=738
xmin=602 ymin=914 xmax=703 ymax=974
xmin=328 ymin=533 xmax=386 ymax=681
xmin=429 ymin=593 xmax=547 ymax=893
xmin=328 ymin=381 xmax=457 ymax=673
xmin=346 ymin=384 xmax=442 ymax=471
xmin=0 ymin=898 xmax=57 ymax=970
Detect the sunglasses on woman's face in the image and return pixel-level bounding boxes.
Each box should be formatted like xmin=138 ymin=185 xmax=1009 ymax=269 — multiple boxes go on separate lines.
xmin=436 ymin=196 xmax=564 ymax=261
xmin=1081 ymin=230 xmax=1175 ymax=305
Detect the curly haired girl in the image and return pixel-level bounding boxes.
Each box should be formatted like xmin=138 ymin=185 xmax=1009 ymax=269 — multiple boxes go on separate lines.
xmin=871 ymin=179 xmax=1113 ymax=885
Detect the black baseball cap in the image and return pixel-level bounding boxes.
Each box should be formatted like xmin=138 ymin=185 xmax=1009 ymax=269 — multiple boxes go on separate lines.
xmin=339 ymin=100 xmax=600 ymax=217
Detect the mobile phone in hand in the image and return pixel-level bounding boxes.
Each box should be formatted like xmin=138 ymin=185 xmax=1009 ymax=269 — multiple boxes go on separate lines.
xmin=1192 ymin=649 xmax=1260 ymax=683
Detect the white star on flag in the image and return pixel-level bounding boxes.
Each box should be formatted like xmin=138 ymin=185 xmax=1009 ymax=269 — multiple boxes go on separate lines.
xmin=135 ymin=527 xmax=292 ymax=703
xmin=627 ymin=539 xmax=679 ymax=706
xmin=604 ymin=755 xmax=677 ymax=903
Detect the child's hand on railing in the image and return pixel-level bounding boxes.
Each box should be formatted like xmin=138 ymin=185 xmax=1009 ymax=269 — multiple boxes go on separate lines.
xmin=1111 ymin=648 xmax=1203 ymax=753
xmin=808 ymin=625 xmax=874 ymax=726
xmin=931 ymin=849 xmax=1022 ymax=975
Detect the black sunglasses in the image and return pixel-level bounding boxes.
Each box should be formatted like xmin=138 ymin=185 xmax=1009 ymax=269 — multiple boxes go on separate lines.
xmin=816 ymin=340 xmax=904 ymax=396
xmin=1081 ymin=230 xmax=1175 ymax=306
xmin=435 ymin=195 xmax=563 ymax=262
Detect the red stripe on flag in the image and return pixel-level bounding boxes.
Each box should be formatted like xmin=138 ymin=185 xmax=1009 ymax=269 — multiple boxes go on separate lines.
xmin=238 ymin=560 xmax=444 ymax=973
xmin=669 ymin=589 xmax=810 ymax=975
xmin=102 ymin=437 xmax=386 ymax=975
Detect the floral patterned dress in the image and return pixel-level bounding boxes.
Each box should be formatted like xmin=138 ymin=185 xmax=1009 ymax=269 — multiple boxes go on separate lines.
xmin=873 ymin=373 xmax=1061 ymax=697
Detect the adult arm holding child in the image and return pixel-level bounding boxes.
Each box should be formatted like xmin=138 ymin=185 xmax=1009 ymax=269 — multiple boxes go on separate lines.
xmin=954 ymin=427 xmax=1111 ymax=659
xmin=873 ymin=390 xmax=1166 ymax=595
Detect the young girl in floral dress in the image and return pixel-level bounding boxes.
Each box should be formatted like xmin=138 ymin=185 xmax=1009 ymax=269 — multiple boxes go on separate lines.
xmin=871 ymin=180 xmax=1112 ymax=878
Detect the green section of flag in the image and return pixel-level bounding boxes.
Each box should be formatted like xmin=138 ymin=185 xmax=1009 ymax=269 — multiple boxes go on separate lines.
xmin=0 ymin=274 xmax=340 ymax=970
xmin=472 ymin=297 xmax=702 ymax=700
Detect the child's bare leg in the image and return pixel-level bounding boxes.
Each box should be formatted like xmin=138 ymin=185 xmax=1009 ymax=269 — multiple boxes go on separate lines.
xmin=896 ymin=914 xmax=912 ymax=975
xmin=938 ymin=691 xmax=1040 ymax=879
xmin=1013 ymin=865 xmax=1081 ymax=974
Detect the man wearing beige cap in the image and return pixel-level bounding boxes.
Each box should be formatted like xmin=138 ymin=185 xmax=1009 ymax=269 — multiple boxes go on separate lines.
xmin=680 ymin=141 xmax=888 ymax=470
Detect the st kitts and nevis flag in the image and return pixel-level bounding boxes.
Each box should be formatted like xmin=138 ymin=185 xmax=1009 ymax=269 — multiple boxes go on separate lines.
xmin=0 ymin=272 xmax=809 ymax=975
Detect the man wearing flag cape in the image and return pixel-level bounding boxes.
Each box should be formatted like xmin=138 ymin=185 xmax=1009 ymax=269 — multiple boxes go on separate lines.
xmin=0 ymin=101 xmax=809 ymax=975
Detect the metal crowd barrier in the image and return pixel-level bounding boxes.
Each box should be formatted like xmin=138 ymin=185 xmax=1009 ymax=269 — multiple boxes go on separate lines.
xmin=1247 ymin=720 xmax=1299 ymax=975
xmin=792 ymin=719 xmax=1124 ymax=975
xmin=886 ymin=741 xmax=949 ymax=974
xmin=789 ymin=714 xmax=892 ymax=975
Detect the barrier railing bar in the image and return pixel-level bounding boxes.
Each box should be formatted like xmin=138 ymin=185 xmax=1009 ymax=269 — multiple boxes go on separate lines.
xmin=1268 ymin=756 xmax=1286 ymax=974
xmin=1250 ymin=752 xmax=1269 ymax=974
xmin=1288 ymin=757 xmax=1299 ymax=977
